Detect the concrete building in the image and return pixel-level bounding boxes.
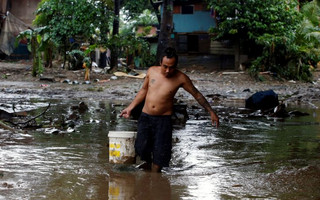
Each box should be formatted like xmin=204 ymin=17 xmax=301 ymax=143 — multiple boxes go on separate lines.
xmin=0 ymin=0 xmax=40 ymax=58
xmin=1 ymin=0 xmax=40 ymax=26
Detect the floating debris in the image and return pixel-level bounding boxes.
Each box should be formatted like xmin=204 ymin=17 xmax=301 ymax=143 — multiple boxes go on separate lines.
xmin=110 ymin=76 xmax=118 ymax=80
xmin=66 ymin=127 xmax=75 ymax=133
xmin=72 ymin=80 xmax=79 ymax=85
xmin=44 ymin=128 xmax=60 ymax=135
xmin=62 ymin=79 xmax=71 ymax=84
xmin=83 ymin=81 xmax=91 ymax=85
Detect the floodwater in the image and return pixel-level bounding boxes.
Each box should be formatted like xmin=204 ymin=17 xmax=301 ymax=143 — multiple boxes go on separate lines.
xmin=0 ymin=99 xmax=319 ymax=200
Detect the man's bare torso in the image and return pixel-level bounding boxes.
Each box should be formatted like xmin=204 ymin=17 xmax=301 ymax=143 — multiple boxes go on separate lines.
xmin=142 ymin=66 xmax=185 ymax=116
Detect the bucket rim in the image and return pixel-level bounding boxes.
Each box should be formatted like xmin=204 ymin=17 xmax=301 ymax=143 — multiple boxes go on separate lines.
xmin=108 ymin=131 xmax=136 ymax=138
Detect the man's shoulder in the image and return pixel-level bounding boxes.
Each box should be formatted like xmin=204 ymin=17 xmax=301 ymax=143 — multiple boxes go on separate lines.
xmin=147 ymin=66 xmax=161 ymax=74
xmin=147 ymin=66 xmax=160 ymax=71
xmin=149 ymin=65 xmax=160 ymax=69
xmin=176 ymin=69 xmax=189 ymax=79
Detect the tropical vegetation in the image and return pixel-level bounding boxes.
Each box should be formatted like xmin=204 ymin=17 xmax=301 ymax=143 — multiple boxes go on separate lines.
xmin=16 ymin=0 xmax=158 ymax=76
xmin=15 ymin=0 xmax=320 ymax=81
xmin=207 ymin=0 xmax=320 ymax=81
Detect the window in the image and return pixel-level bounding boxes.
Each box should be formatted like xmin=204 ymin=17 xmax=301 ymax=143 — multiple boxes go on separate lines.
xmin=181 ymin=5 xmax=193 ymax=14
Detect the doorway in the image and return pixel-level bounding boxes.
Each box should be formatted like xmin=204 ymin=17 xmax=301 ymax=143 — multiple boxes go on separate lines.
xmin=187 ymin=35 xmax=198 ymax=52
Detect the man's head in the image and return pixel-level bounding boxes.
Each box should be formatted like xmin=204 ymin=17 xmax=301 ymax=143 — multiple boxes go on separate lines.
xmin=160 ymin=47 xmax=178 ymax=67
xmin=160 ymin=47 xmax=178 ymax=77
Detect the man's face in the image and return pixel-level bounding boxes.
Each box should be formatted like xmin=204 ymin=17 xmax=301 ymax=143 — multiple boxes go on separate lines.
xmin=160 ymin=56 xmax=177 ymax=77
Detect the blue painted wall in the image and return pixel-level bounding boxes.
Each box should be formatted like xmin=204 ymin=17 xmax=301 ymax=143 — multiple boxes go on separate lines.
xmin=173 ymin=11 xmax=216 ymax=33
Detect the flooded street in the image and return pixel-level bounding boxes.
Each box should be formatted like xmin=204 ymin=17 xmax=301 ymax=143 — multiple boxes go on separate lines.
xmin=1 ymin=98 xmax=319 ymax=199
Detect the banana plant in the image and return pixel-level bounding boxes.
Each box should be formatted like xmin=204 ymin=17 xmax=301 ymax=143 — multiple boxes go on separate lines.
xmin=16 ymin=27 xmax=54 ymax=77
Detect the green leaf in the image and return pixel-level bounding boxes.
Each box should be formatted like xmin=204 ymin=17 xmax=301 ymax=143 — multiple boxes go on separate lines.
xmin=37 ymin=34 xmax=42 ymax=44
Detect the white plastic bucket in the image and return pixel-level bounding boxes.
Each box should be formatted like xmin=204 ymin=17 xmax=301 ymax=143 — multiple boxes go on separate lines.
xmin=108 ymin=131 xmax=136 ymax=164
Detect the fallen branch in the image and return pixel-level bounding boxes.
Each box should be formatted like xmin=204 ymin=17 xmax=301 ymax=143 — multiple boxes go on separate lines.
xmin=13 ymin=103 xmax=51 ymax=127
xmin=0 ymin=120 xmax=17 ymax=133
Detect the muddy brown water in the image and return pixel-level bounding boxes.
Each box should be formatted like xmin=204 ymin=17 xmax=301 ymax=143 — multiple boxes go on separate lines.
xmin=0 ymin=98 xmax=320 ymax=200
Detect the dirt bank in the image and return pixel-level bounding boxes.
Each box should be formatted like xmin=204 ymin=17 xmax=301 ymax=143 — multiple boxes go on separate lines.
xmin=0 ymin=60 xmax=320 ymax=107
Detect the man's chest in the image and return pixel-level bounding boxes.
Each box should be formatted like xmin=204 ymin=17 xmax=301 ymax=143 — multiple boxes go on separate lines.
xmin=148 ymin=76 xmax=181 ymax=91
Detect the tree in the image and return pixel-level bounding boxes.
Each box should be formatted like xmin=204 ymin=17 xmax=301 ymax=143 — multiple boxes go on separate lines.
xmin=208 ymin=0 xmax=301 ymax=54
xmin=119 ymin=9 xmax=158 ymax=68
xmin=298 ymin=0 xmax=320 ymax=50
xmin=121 ymin=0 xmax=173 ymax=64
xmin=122 ymin=0 xmax=161 ymax=24
xmin=24 ymin=0 xmax=173 ymax=74
xmin=106 ymin=0 xmax=164 ymax=71
xmin=33 ymin=0 xmax=112 ymax=68
xmin=288 ymin=0 xmax=320 ymax=80
xmin=107 ymin=0 xmax=161 ymax=70
xmin=207 ymin=0 xmax=320 ymax=81
xmin=109 ymin=0 xmax=121 ymax=72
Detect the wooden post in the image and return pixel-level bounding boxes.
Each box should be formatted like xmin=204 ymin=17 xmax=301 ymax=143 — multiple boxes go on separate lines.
xmin=234 ymin=39 xmax=240 ymax=70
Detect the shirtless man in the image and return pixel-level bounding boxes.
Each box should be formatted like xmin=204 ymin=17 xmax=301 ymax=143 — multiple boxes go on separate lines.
xmin=120 ymin=47 xmax=219 ymax=172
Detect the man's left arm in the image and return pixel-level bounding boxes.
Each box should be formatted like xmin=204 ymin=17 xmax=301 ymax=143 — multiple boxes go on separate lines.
xmin=182 ymin=76 xmax=219 ymax=127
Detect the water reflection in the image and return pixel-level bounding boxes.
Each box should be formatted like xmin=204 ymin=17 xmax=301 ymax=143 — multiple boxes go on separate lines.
xmin=108 ymin=170 xmax=172 ymax=200
xmin=0 ymin=100 xmax=319 ymax=199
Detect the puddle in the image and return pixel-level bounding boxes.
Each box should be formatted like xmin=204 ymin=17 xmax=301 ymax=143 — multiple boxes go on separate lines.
xmin=0 ymin=99 xmax=319 ymax=199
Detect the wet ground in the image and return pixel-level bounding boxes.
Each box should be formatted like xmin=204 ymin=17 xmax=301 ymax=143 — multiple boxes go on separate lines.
xmin=0 ymin=60 xmax=320 ymax=104
xmin=0 ymin=99 xmax=319 ymax=200
xmin=0 ymin=61 xmax=320 ymax=199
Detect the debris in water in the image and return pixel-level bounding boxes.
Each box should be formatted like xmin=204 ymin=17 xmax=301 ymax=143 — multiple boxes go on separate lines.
xmin=246 ymin=90 xmax=279 ymax=110
xmin=83 ymin=81 xmax=91 ymax=84
xmin=67 ymin=127 xmax=75 ymax=133
xmin=44 ymin=128 xmax=59 ymax=135
xmin=110 ymin=76 xmax=118 ymax=80
xmin=72 ymin=80 xmax=79 ymax=85
xmin=63 ymin=79 xmax=71 ymax=84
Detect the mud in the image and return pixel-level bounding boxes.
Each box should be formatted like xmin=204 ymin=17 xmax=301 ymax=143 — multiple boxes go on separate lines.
xmin=1 ymin=60 xmax=320 ymax=107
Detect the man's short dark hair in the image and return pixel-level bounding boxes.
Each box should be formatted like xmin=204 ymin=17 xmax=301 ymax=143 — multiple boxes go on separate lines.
xmin=161 ymin=47 xmax=178 ymax=67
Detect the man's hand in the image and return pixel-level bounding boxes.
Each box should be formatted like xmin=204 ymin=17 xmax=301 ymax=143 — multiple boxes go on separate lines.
xmin=120 ymin=108 xmax=131 ymax=119
xmin=210 ymin=112 xmax=219 ymax=128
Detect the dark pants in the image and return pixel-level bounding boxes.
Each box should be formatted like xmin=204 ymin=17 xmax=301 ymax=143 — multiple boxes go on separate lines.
xmin=135 ymin=112 xmax=173 ymax=167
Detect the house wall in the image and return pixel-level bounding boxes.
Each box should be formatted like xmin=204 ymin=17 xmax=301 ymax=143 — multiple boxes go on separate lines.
xmin=173 ymin=11 xmax=215 ymax=33
xmin=9 ymin=0 xmax=40 ymax=26
xmin=0 ymin=0 xmax=40 ymax=59
xmin=172 ymin=2 xmax=237 ymax=69
xmin=173 ymin=3 xmax=215 ymax=33
xmin=172 ymin=2 xmax=216 ymax=55
xmin=1 ymin=0 xmax=8 ymax=14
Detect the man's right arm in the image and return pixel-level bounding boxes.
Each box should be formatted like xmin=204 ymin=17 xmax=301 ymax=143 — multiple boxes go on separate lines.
xmin=120 ymin=73 xmax=149 ymax=118
xmin=181 ymin=74 xmax=219 ymax=127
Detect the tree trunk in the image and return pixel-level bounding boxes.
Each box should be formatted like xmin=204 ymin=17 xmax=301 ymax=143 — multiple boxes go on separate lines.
xmin=156 ymin=0 xmax=174 ymax=64
xmin=109 ymin=0 xmax=120 ymax=72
